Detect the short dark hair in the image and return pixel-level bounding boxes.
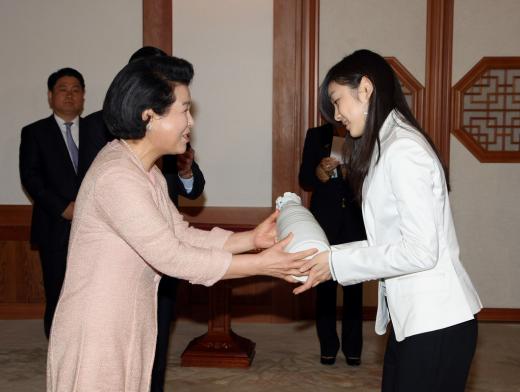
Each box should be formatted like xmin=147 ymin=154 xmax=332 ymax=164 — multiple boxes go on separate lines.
xmin=47 ymin=68 xmax=85 ymax=91
xmin=103 ymin=56 xmax=194 ymax=140
xmin=128 ymin=46 xmax=168 ymax=63
xmin=319 ymin=49 xmax=448 ymax=199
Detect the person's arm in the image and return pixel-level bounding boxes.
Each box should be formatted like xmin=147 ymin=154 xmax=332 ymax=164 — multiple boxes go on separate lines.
xmin=299 ymin=127 xmax=339 ymax=188
xmin=19 ymin=126 xmax=71 ymax=218
xmin=162 ymin=152 xmax=205 ymax=203
xmin=96 ymin=167 xmax=314 ymax=286
xmin=298 ymin=128 xmax=322 ymax=190
xmin=294 ymin=138 xmax=442 ymax=293
xmin=181 ymin=160 xmax=205 ymax=199
xmin=222 ymin=234 xmax=315 ymax=281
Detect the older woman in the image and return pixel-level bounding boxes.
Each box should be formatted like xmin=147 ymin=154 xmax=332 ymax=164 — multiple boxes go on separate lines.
xmin=46 ymin=56 xmax=314 ymax=392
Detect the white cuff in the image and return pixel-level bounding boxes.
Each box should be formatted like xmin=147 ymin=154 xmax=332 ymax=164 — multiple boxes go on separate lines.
xmin=328 ymin=250 xmax=337 ymax=281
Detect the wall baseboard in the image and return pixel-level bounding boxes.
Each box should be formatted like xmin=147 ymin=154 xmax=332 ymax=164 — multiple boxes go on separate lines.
xmin=1 ymin=303 xmax=519 ymax=323
xmin=0 ymin=303 xmax=44 ymax=320
xmin=476 ymin=308 xmax=520 ymax=322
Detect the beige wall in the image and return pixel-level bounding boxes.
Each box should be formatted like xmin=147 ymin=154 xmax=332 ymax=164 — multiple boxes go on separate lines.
xmin=319 ymin=0 xmax=427 ymax=83
xmin=172 ymin=0 xmax=273 ymax=207
xmin=0 ymin=0 xmax=142 ymax=204
xmin=451 ymin=0 xmax=520 ymax=308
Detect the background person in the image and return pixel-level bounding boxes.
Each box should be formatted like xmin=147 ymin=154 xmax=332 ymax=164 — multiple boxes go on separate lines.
xmin=19 ymin=68 xmax=105 ymax=338
xmin=299 ymin=122 xmax=366 ymax=366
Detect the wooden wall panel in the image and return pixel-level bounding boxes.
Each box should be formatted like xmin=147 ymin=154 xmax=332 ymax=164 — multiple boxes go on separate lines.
xmin=0 ymin=241 xmax=43 ymax=304
xmin=3 ymin=203 xmax=518 ymax=323
xmin=143 ymin=0 xmax=172 ymax=54
xmin=424 ymin=0 xmax=454 ymax=166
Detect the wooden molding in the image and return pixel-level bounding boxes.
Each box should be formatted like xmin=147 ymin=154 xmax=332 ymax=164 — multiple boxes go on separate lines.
xmin=0 ymin=303 xmax=44 ymax=320
xmin=452 ymin=57 xmax=520 ymax=163
xmin=0 ymin=205 xmax=31 ymax=240
xmin=179 ymin=206 xmax=272 ymax=229
xmin=272 ymin=0 xmax=319 ymax=207
xmin=476 ymin=308 xmax=520 ymax=322
xmin=143 ymin=0 xmax=172 ymax=54
xmin=385 ymin=57 xmax=425 ymax=125
xmin=424 ymin=0 xmax=454 ymax=166
xmin=0 ymin=205 xmax=272 ymax=240
xmin=3 ymin=302 xmax=519 ymax=323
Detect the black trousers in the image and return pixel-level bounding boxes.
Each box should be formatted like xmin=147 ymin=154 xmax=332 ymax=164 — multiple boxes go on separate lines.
xmin=382 ymin=319 xmax=478 ymax=392
xmin=150 ymin=276 xmax=180 ymax=392
xmin=316 ymin=280 xmax=363 ymax=359
xmin=39 ymin=247 xmax=68 ymax=339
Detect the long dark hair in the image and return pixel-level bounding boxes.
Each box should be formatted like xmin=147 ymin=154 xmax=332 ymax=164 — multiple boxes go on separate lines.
xmin=319 ymin=49 xmax=449 ymax=200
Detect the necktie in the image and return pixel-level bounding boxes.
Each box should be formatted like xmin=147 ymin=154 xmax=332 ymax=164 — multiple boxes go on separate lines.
xmin=65 ymin=122 xmax=79 ymax=173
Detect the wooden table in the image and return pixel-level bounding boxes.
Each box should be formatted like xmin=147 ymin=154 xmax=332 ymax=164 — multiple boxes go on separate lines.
xmin=180 ymin=281 xmax=256 ymax=367
xmin=179 ymin=207 xmax=271 ymax=368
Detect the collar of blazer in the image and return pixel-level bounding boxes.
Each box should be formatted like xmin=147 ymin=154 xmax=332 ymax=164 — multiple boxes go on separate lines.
xmin=362 ymin=110 xmax=421 ymax=198
xmin=362 ymin=110 xmax=400 ymax=197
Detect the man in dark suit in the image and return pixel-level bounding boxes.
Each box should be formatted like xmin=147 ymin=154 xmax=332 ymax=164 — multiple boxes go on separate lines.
xmin=19 ymin=68 xmax=106 ymax=338
xmin=83 ymin=47 xmax=205 ymax=392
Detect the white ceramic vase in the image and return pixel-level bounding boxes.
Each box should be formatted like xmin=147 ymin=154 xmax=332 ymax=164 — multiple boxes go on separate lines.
xmin=275 ymin=192 xmax=330 ymax=282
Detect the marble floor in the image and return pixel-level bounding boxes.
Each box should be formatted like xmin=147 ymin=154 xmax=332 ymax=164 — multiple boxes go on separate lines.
xmin=0 ymin=319 xmax=519 ymax=391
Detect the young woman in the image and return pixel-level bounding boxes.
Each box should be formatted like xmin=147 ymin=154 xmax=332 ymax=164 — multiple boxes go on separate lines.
xmin=295 ymin=49 xmax=482 ymax=392
xmin=47 ymin=56 xmax=314 ymax=392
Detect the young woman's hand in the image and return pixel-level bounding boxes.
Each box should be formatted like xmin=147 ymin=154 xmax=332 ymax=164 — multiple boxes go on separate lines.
xmin=293 ymin=251 xmax=332 ymax=294
xmin=252 ymin=210 xmax=279 ymax=249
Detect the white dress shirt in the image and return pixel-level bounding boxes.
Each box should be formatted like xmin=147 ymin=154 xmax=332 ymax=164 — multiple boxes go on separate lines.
xmin=179 ymin=175 xmax=193 ymax=193
xmin=329 ymin=110 xmax=482 ymax=341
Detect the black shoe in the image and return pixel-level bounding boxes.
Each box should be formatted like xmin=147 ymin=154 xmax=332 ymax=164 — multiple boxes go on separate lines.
xmin=346 ymin=357 xmax=361 ymax=366
xmin=320 ymin=356 xmax=336 ymax=365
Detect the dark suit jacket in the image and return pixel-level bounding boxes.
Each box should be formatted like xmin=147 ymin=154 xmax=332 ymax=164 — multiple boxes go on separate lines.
xmin=83 ymin=110 xmax=205 ymax=206
xmin=19 ymin=115 xmax=106 ymax=250
xmin=162 ymin=155 xmax=205 ymax=205
xmin=298 ymin=123 xmax=366 ymax=245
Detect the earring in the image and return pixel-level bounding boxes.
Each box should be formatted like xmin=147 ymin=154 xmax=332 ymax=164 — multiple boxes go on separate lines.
xmin=363 ymin=110 xmax=368 ymax=116
xmin=146 ymin=122 xmax=152 ymax=131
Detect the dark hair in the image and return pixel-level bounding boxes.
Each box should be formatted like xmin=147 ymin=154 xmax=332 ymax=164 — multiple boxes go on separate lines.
xmin=128 ymin=46 xmax=168 ymax=63
xmin=103 ymin=56 xmax=194 ymax=139
xmin=47 ymin=68 xmax=85 ymax=91
xmin=319 ymin=49 xmax=449 ymax=200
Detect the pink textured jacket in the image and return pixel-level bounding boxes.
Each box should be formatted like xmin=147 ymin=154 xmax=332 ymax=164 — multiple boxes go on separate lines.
xmin=47 ymin=140 xmax=232 ymax=391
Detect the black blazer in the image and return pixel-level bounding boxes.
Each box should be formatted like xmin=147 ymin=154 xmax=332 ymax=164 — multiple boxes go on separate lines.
xmin=19 ymin=115 xmax=106 ymax=250
xmin=162 ymin=154 xmax=205 ymax=205
xmin=83 ymin=110 xmax=205 ymax=207
xmin=298 ymin=123 xmax=366 ymax=245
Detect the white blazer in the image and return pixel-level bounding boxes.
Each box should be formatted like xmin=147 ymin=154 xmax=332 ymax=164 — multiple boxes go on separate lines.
xmin=329 ymin=110 xmax=482 ymax=342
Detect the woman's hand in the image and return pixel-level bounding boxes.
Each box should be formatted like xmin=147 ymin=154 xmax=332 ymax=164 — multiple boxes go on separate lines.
xmin=256 ymin=233 xmax=318 ymax=283
xmin=293 ymin=251 xmax=332 ymax=294
xmin=223 ymin=210 xmax=278 ymax=254
xmin=252 ymin=210 xmax=279 ymax=249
